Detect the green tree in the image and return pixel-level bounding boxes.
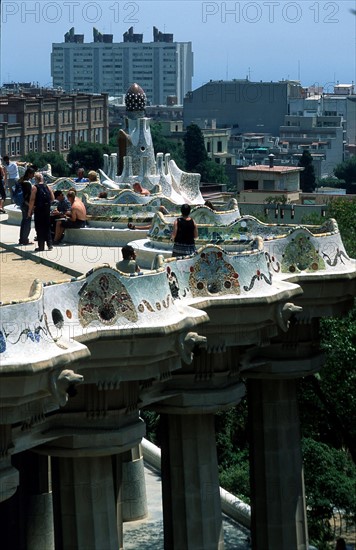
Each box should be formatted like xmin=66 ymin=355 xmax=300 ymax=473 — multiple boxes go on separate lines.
xmin=334 ymin=156 xmax=356 ymax=193
xmin=302 ymin=438 xmax=356 ymax=545
xmin=298 ymin=150 xmax=316 ymax=192
xmin=108 ymin=127 xmax=121 ymax=149
xmin=326 ymin=197 xmax=356 ymax=258
xmin=23 ymin=152 xmax=70 ymax=177
xmin=264 ymin=195 xmax=288 ymax=204
xmin=195 ymin=159 xmax=229 ymax=184
xmin=183 ymin=123 xmax=208 ymax=171
xmin=67 ymin=142 xmax=112 ymax=172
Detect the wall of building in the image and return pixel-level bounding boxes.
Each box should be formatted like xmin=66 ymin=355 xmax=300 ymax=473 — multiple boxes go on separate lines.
xmin=52 ymin=34 xmax=193 ymax=105
xmin=183 ymin=80 xmax=303 ymax=135
xmin=0 ymin=92 xmax=109 ymax=160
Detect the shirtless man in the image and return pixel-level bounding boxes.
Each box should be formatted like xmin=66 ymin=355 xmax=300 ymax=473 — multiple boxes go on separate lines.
xmin=53 ymin=190 xmax=86 ymax=244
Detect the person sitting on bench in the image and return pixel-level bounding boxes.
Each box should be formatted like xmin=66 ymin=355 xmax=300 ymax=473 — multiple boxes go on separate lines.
xmin=53 ymin=190 xmax=86 ymax=244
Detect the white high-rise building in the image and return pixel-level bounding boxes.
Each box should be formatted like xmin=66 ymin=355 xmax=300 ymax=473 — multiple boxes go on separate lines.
xmin=51 ymin=27 xmax=193 ymax=106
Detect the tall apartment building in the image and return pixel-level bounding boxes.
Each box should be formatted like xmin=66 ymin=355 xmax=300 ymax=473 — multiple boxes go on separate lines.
xmin=51 ymin=27 xmax=193 ymax=106
xmin=0 ymin=89 xmax=109 ymax=160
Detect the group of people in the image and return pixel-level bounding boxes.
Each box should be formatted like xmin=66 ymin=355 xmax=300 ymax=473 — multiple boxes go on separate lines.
xmin=2 ymin=158 xmax=201 ymax=263
xmin=17 ymin=168 xmax=86 ymax=251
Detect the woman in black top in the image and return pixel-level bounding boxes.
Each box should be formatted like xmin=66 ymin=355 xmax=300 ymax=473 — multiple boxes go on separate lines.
xmin=171 ymin=203 xmax=198 ymax=257
xmin=0 ymin=163 xmax=6 ymax=213
xmin=18 ymin=166 xmax=35 ymax=245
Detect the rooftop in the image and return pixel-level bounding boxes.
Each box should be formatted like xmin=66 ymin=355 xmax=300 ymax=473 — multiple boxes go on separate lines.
xmin=237 ymin=165 xmax=303 ymax=173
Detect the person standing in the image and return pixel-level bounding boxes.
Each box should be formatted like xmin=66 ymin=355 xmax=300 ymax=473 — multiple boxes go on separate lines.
xmin=28 ymin=172 xmax=54 ymax=252
xmin=0 ymin=162 xmax=6 ymax=213
xmin=3 ymin=155 xmax=19 ymax=198
xmin=18 ymin=166 xmax=35 ymax=245
xmin=171 ymin=203 xmax=198 ymax=257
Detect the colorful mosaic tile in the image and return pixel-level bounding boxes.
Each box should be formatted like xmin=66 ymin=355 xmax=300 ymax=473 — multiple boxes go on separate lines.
xmin=188 ymin=250 xmax=240 ymax=297
xmin=78 ymin=272 xmax=138 ymax=327
xmin=281 ymin=234 xmax=325 ymax=273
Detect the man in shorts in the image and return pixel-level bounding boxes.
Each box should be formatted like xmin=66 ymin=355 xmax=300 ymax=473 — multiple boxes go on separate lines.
xmin=3 ymin=155 xmax=19 ymax=199
xmin=53 ymin=190 xmax=86 ymax=244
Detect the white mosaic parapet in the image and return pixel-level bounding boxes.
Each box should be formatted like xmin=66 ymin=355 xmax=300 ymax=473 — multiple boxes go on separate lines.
xmin=148 ymin=215 xmax=353 ymax=276
xmin=0 ymin=283 xmax=88 ymax=371
xmin=41 ymin=266 xmax=207 ymax=344
xmin=169 ymin=160 xmax=204 ymax=205
xmin=163 ymin=243 xmax=280 ymax=303
xmin=263 ymin=220 xmax=353 ymax=275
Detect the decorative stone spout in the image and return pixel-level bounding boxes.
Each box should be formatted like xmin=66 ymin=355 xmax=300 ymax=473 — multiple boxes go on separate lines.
xmin=50 ymin=369 xmax=84 ymax=407
xmin=179 ymin=332 xmax=208 ymax=365
xmin=277 ymin=302 xmax=303 ymax=332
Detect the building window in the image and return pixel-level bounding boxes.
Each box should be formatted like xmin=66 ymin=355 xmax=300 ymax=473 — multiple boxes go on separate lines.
xmin=217 ymin=141 xmax=222 ymax=152
xmin=244 ymin=180 xmax=258 ymax=190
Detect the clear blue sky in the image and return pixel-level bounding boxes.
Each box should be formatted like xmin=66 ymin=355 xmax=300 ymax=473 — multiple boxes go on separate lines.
xmin=1 ymin=0 xmax=355 ymax=90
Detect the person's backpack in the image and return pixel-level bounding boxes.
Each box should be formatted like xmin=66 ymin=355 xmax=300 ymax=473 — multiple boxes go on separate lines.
xmin=35 ymin=184 xmax=51 ymax=208
xmin=12 ymin=182 xmax=24 ymax=207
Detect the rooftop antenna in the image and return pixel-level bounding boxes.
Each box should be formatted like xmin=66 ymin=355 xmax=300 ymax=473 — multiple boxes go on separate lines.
xmin=298 ymin=60 xmax=300 ymax=81
xmin=226 ymin=54 xmax=229 ymax=80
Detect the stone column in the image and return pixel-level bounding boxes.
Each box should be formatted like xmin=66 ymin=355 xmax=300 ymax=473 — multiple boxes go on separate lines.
xmin=160 ymin=413 xmax=224 ymax=550
xmin=247 ymin=378 xmax=308 ymax=550
xmin=112 ymin=445 xmax=147 ymax=550
xmin=0 ymin=451 xmax=53 ymax=550
xmin=51 ymin=455 xmax=119 ymax=550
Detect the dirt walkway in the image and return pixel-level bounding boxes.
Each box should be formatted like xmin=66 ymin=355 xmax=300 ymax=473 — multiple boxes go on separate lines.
xmin=0 ymin=249 xmax=71 ymax=302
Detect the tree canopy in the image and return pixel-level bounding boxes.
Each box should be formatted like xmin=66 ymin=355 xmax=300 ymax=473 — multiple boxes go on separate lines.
xmin=327 ymin=197 xmax=356 ymax=258
xmin=298 ymin=150 xmax=316 ymax=192
xmin=334 ymin=156 xmax=356 ymax=193
xmin=183 ymin=123 xmax=208 ymax=171
xmin=23 ymin=152 xmax=70 ymax=177
xmin=67 ymin=141 xmax=112 ymax=172
xmin=183 ymin=124 xmax=228 ymax=184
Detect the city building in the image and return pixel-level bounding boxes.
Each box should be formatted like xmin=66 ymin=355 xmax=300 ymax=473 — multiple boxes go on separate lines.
xmin=183 ymin=79 xmax=304 ymax=135
xmin=51 ymin=27 xmax=193 ymax=105
xmin=279 ymin=113 xmax=345 ymax=177
xmin=289 ymin=87 xmax=356 ymax=157
xmin=0 ymin=89 xmax=109 ymax=160
xmin=236 ymin=156 xmax=303 ymax=204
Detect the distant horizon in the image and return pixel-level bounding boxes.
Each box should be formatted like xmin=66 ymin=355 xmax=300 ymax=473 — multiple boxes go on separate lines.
xmin=1 ymin=1 xmax=355 ymax=91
